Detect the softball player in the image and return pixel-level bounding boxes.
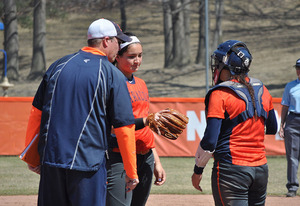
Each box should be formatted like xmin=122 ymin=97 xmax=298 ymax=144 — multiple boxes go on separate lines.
xmin=25 ymin=19 xmax=139 ymax=206
xmin=106 ymin=33 xmax=166 ymax=206
xmin=191 ymin=40 xmax=278 ymax=205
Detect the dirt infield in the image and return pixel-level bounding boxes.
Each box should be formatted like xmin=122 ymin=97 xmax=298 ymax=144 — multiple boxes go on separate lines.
xmin=1 ymin=194 xmax=300 ymax=206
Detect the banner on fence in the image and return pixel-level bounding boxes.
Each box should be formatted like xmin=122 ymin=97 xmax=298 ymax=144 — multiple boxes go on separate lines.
xmin=150 ymin=97 xmax=284 ymax=156
xmin=0 ymin=97 xmax=284 ymax=156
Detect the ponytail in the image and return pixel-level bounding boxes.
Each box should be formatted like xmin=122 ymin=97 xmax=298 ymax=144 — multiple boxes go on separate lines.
xmin=233 ymin=74 xmax=258 ymax=120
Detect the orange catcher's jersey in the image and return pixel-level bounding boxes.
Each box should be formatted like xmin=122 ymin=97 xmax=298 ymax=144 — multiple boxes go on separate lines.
xmin=206 ymin=82 xmax=274 ymax=166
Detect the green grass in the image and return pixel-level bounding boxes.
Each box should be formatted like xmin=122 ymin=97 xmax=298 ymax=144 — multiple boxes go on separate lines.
xmin=151 ymin=156 xmax=294 ymax=196
xmin=150 ymin=157 xmax=213 ymax=195
xmin=0 ymin=156 xmax=39 ymax=195
xmin=0 ymin=156 xmax=296 ymax=196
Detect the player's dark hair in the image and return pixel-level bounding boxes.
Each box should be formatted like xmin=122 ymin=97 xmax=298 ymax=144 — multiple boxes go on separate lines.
xmin=233 ymin=73 xmax=258 ymax=120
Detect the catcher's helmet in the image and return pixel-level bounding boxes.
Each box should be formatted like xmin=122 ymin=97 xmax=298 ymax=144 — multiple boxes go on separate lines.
xmin=211 ymin=40 xmax=252 ymax=85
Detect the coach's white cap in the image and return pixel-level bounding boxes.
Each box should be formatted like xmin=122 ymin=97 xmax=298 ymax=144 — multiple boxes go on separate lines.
xmin=87 ymin=18 xmax=131 ymax=42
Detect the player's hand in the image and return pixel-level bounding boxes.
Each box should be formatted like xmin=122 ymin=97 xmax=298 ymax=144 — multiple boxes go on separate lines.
xmin=28 ymin=164 xmax=41 ymax=174
xmin=191 ymin=173 xmax=203 ymax=192
xmin=125 ymin=175 xmax=139 ymax=193
xmin=279 ymin=127 xmax=285 ymax=139
xmin=154 ymin=162 xmax=166 ymax=186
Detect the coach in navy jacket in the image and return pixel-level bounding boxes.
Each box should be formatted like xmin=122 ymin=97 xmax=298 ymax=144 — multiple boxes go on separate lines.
xmin=25 ymin=18 xmax=139 ymax=206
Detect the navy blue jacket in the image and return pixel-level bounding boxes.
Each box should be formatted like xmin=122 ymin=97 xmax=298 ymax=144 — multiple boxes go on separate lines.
xmin=33 ymin=49 xmax=135 ymax=171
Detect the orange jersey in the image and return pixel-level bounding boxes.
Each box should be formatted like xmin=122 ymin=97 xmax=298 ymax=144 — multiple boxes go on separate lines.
xmin=206 ymin=81 xmax=274 ymax=166
xmin=126 ymin=76 xmax=155 ymax=153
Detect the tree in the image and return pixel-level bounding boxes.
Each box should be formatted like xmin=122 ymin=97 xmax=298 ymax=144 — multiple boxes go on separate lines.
xmin=195 ymin=0 xmax=205 ymax=64
xmin=28 ymin=0 xmax=46 ymax=80
xmin=3 ymin=0 xmax=19 ymax=80
xmin=195 ymin=0 xmax=224 ymax=65
xmin=119 ymin=0 xmax=126 ymax=31
xmin=162 ymin=0 xmax=191 ymax=68
xmin=162 ymin=0 xmax=173 ymax=68
xmin=183 ymin=0 xmax=190 ymax=64
xmin=212 ymin=0 xmax=224 ymax=50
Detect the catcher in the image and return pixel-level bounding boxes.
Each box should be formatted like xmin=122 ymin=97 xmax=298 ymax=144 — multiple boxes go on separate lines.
xmin=191 ymin=40 xmax=277 ymax=205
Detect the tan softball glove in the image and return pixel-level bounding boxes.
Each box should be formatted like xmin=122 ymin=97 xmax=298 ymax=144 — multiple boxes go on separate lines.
xmin=146 ymin=108 xmax=189 ymax=140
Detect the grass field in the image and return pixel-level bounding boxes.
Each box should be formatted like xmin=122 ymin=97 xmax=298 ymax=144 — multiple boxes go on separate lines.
xmin=0 ymin=156 xmax=297 ymax=196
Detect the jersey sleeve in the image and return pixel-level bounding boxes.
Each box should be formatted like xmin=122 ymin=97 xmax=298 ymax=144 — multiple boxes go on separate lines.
xmin=262 ymin=85 xmax=277 ymax=134
xmin=206 ymin=90 xmax=226 ymax=119
xmin=25 ymin=105 xmax=42 ymax=146
xmin=114 ymin=124 xmax=138 ymax=179
xmin=200 ymin=117 xmax=222 ymax=151
xmin=262 ymin=85 xmax=274 ymax=112
xmin=21 ymin=105 xmax=42 ymax=167
xmin=265 ymin=109 xmax=277 ymax=134
xmin=281 ymin=83 xmax=291 ymax=106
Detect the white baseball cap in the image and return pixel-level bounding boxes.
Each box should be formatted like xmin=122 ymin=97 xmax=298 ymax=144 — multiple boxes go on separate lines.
xmin=87 ymin=18 xmax=131 ymax=42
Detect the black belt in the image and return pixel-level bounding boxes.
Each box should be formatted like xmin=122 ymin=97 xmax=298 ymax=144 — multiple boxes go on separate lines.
xmin=290 ymin=112 xmax=300 ymax=116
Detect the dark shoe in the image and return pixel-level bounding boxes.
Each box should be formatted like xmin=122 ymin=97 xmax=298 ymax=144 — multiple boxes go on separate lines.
xmin=286 ymin=191 xmax=297 ymax=197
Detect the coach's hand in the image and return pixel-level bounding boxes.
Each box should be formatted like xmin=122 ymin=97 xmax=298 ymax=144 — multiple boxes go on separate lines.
xmin=125 ymin=175 xmax=139 ymax=193
xmin=191 ymin=173 xmax=203 ymax=192
xmin=28 ymin=164 xmax=41 ymax=175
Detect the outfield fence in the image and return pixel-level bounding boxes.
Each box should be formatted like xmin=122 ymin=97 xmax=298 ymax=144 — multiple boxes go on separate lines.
xmin=0 ymin=97 xmax=284 ymax=156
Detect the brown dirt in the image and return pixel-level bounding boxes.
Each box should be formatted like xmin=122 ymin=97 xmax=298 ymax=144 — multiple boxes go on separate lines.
xmin=0 ymin=1 xmax=299 ymax=98
xmin=1 ymin=195 xmax=300 ymax=206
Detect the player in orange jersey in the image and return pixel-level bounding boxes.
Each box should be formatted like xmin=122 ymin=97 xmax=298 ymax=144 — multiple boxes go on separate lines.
xmin=191 ymin=40 xmax=278 ymax=205
xmin=106 ymin=33 xmax=166 ymax=206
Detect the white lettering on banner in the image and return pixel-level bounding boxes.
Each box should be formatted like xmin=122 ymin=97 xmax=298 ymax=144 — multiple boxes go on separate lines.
xmin=186 ymin=110 xmax=206 ymax=141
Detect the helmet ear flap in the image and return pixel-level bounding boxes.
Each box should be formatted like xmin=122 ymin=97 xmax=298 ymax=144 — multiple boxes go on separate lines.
xmin=227 ymin=47 xmax=252 ymax=74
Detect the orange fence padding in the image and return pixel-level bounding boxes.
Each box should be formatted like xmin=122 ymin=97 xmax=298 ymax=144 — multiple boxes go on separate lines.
xmin=0 ymin=97 xmax=33 ymax=155
xmin=0 ymin=97 xmax=284 ymax=156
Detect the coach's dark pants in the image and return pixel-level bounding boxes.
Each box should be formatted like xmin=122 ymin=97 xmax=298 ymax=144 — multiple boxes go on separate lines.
xmin=211 ymin=161 xmax=268 ymax=206
xmin=38 ymin=161 xmax=107 ymax=206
